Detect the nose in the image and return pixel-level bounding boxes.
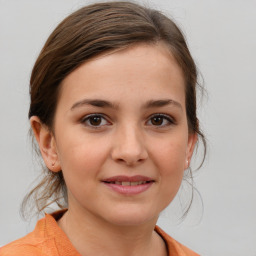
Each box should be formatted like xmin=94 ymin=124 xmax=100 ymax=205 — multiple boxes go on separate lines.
xmin=111 ymin=124 xmax=148 ymax=166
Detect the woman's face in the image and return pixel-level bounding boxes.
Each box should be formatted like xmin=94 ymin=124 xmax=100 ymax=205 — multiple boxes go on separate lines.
xmin=51 ymin=43 xmax=197 ymax=226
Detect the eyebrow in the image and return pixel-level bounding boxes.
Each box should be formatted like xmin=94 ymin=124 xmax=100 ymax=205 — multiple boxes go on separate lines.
xmin=71 ymin=98 xmax=182 ymax=111
xmin=71 ymin=99 xmax=118 ymax=110
xmin=143 ymin=99 xmax=182 ymax=110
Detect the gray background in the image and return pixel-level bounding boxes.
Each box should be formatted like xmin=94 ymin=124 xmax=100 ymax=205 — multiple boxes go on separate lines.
xmin=0 ymin=0 xmax=256 ymax=255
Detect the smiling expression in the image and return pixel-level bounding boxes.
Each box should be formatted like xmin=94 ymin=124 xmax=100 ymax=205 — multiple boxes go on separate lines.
xmin=48 ymin=43 xmax=197 ymax=226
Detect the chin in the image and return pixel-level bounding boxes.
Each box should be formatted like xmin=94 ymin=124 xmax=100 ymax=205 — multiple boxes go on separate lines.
xmin=101 ymin=205 xmax=159 ymax=227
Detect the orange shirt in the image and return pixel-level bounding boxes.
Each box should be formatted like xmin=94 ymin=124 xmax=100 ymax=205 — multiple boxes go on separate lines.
xmin=1 ymin=210 xmax=199 ymax=256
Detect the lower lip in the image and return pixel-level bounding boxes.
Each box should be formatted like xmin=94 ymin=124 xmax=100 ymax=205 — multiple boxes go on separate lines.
xmin=103 ymin=182 xmax=154 ymax=195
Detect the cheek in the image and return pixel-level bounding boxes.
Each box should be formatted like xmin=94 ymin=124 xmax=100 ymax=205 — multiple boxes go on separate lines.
xmin=57 ymin=141 xmax=109 ymax=203
xmin=56 ymin=135 xmax=110 ymax=182
xmin=150 ymin=135 xmax=187 ymax=198
xmin=152 ymin=136 xmax=188 ymax=171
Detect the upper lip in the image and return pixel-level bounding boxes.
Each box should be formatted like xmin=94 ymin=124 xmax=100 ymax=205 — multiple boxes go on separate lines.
xmin=102 ymin=175 xmax=154 ymax=183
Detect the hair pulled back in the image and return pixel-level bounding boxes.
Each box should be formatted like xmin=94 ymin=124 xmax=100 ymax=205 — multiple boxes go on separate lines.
xmin=24 ymin=1 xmax=206 ymax=216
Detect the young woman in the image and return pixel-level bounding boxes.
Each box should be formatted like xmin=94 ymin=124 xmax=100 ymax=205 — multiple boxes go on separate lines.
xmin=1 ymin=1 xmax=205 ymax=255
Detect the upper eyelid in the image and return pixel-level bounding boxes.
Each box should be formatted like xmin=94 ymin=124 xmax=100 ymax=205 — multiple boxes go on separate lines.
xmin=149 ymin=113 xmax=171 ymax=117
xmin=148 ymin=113 xmax=175 ymax=121
xmin=81 ymin=113 xmax=108 ymax=120
xmin=80 ymin=113 xmax=176 ymax=124
xmin=80 ymin=113 xmax=111 ymax=126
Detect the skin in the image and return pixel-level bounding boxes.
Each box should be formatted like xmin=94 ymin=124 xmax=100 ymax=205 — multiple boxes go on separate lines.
xmin=31 ymin=43 xmax=197 ymax=256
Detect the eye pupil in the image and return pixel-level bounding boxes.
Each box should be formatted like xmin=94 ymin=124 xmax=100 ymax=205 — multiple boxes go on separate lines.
xmin=151 ymin=116 xmax=163 ymax=125
xmin=90 ymin=116 xmax=102 ymax=126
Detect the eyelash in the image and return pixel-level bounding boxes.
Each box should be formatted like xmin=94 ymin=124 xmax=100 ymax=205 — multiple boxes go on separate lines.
xmin=80 ymin=113 xmax=175 ymax=129
xmin=81 ymin=114 xmax=110 ymax=128
xmin=146 ymin=114 xmax=175 ymax=127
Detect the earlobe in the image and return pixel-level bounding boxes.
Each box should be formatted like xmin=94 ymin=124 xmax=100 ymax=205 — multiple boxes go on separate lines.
xmin=185 ymin=133 xmax=198 ymax=169
xmin=30 ymin=116 xmax=61 ymax=172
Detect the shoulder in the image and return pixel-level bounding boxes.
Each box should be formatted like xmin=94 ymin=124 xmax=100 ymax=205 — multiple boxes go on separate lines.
xmin=155 ymin=226 xmax=200 ymax=256
xmin=0 ymin=233 xmax=58 ymax=256
xmin=0 ymin=216 xmax=59 ymax=256
xmin=1 ymin=240 xmax=44 ymax=256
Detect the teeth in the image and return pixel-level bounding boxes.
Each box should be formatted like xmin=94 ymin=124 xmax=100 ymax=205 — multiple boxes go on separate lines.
xmin=122 ymin=181 xmax=130 ymax=186
xmin=112 ymin=181 xmax=148 ymax=186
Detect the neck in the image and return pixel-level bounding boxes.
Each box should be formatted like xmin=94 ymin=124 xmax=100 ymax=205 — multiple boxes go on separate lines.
xmin=58 ymin=207 xmax=167 ymax=256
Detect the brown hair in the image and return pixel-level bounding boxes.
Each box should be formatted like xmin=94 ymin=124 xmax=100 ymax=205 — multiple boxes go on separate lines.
xmin=22 ymin=1 xmax=206 ymax=217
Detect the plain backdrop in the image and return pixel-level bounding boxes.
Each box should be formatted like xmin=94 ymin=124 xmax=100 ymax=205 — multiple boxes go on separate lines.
xmin=0 ymin=0 xmax=256 ymax=255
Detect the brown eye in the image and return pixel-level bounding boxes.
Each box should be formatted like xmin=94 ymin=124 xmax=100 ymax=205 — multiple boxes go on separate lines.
xmin=82 ymin=114 xmax=109 ymax=127
xmin=147 ymin=114 xmax=174 ymax=127
xmin=89 ymin=116 xmax=102 ymax=126
xmin=151 ymin=116 xmax=164 ymax=126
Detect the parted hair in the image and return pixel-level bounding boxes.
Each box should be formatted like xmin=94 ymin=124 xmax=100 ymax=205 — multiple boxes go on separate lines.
xmin=22 ymin=1 xmax=206 ymax=217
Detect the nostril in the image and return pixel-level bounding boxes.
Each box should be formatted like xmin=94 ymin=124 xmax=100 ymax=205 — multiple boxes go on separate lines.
xmin=111 ymin=137 xmax=148 ymax=165
xmin=115 ymin=157 xmax=145 ymax=166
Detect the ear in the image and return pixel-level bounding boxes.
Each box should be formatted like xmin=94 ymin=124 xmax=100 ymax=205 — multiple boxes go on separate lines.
xmin=30 ymin=116 xmax=61 ymax=172
xmin=185 ymin=132 xmax=198 ymax=169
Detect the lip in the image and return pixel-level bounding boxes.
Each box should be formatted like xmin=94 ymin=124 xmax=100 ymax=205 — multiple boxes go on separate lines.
xmin=101 ymin=175 xmax=155 ymax=195
xmin=102 ymin=175 xmax=153 ymax=183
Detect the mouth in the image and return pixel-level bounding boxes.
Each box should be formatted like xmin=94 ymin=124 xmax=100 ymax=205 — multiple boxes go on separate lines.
xmin=101 ymin=175 xmax=155 ymax=195
xmin=104 ymin=180 xmax=152 ymax=186
xmin=102 ymin=175 xmax=154 ymax=185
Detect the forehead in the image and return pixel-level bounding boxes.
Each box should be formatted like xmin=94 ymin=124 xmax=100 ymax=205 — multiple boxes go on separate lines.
xmin=58 ymin=43 xmax=185 ymax=108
